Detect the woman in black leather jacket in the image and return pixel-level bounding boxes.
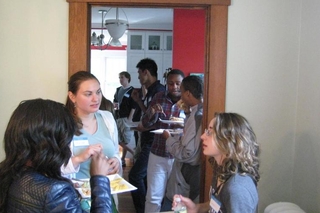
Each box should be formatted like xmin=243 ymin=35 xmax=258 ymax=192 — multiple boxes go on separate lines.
xmin=0 ymin=99 xmax=112 ymax=213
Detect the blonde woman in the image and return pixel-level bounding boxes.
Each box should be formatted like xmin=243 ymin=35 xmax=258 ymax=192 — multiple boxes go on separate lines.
xmin=173 ymin=112 xmax=260 ymax=213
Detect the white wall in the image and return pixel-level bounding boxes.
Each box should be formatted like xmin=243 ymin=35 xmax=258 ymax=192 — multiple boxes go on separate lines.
xmin=227 ymin=0 xmax=319 ymax=212
xmin=0 ymin=0 xmax=69 ymax=159
xmin=1 ymin=0 xmax=319 ymax=212
xmin=91 ymin=49 xmax=127 ymax=101
xmin=293 ymin=0 xmax=320 ymax=210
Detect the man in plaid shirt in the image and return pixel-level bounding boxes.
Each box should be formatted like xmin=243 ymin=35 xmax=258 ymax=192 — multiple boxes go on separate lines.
xmin=142 ymin=69 xmax=185 ymax=213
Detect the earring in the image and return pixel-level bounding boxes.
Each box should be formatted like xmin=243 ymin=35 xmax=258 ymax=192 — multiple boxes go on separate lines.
xmin=74 ymin=102 xmax=77 ymax=108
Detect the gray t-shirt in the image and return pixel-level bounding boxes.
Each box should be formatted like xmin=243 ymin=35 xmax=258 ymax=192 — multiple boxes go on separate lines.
xmin=210 ymin=174 xmax=258 ymax=213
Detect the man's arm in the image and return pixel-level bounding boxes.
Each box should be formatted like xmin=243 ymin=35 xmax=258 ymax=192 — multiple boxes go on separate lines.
xmin=131 ymin=89 xmax=147 ymax=113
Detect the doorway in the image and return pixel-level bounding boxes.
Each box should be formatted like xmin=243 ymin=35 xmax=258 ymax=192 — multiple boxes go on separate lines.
xmin=67 ymin=0 xmax=230 ymax=202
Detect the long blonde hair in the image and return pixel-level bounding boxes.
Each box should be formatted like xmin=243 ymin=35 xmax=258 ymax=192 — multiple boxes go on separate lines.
xmin=211 ymin=112 xmax=260 ymax=184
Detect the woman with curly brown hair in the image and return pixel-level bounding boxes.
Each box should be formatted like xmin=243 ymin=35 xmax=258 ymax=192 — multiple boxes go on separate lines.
xmin=173 ymin=112 xmax=260 ymax=213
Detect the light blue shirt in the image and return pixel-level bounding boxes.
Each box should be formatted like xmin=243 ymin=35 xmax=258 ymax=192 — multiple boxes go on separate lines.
xmin=73 ymin=113 xmax=115 ymax=179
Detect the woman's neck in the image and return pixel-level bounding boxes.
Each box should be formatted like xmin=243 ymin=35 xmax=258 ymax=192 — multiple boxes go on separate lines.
xmin=79 ymin=112 xmax=97 ymax=134
xmin=214 ymin=154 xmax=225 ymax=166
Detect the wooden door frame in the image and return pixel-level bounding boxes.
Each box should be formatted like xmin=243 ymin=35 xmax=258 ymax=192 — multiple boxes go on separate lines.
xmin=67 ymin=0 xmax=230 ymax=202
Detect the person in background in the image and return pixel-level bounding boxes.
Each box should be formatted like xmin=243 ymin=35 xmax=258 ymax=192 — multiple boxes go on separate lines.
xmin=61 ymin=71 xmax=121 ymax=212
xmin=161 ymin=75 xmax=203 ymax=211
xmin=173 ymin=112 xmax=260 ymax=213
xmin=100 ymin=94 xmax=115 ymax=117
xmin=129 ymin=58 xmax=165 ymax=213
xmin=131 ymin=85 xmax=147 ymax=160
xmin=0 ymin=99 xmax=112 ymax=213
xmin=142 ymin=69 xmax=185 ymax=213
xmin=113 ymin=71 xmax=135 ymax=167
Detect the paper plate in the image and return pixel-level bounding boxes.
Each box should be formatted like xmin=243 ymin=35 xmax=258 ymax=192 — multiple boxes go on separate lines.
xmin=72 ymin=174 xmax=137 ymax=198
xmin=150 ymin=129 xmax=183 ymax=135
xmin=159 ymin=118 xmax=184 ymax=124
xmin=107 ymin=174 xmax=137 ymax=194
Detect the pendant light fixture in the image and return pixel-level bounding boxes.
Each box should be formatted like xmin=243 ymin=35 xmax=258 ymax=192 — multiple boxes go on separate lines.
xmin=91 ymin=8 xmax=129 ymax=49
xmin=91 ymin=10 xmax=107 ymax=47
xmin=104 ymin=8 xmax=129 ymax=47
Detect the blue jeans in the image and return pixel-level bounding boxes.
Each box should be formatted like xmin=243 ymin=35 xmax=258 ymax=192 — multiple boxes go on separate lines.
xmin=145 ymin=153 xmax=174 ymax=213
xmin=129 ymin=142 xmax=152 ymax=213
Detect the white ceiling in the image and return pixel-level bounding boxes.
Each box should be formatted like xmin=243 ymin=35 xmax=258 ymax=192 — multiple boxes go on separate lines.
xmin=91 ymin=7 xmax=173 ymax=30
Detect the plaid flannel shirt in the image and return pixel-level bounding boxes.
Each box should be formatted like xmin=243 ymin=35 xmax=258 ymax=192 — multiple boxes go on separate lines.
xmin=141 ymin=91 xmax=181 ymax=158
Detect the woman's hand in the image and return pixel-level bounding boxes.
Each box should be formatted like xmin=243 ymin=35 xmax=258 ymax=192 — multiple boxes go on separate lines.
xmin=90 ymin=151 xmax=110 ymax=176
xmin=106 ymin=157 xmax=120 ymax=174
xmin=172 ymin=194 xmax=198 ymax=213
xmin=72 ymin=144 xmax=103 ymax=167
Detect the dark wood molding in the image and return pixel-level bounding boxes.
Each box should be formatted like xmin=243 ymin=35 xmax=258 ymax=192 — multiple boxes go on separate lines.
xmin=67 ymin=0 xmax=230 ymax=6
xmin=201 ymin=4 xmax=228 ymax=200
xmin=68 ymin=3 xmax=91 ymax=76
xmin=67 ymin=0 xmax=229 ymax=202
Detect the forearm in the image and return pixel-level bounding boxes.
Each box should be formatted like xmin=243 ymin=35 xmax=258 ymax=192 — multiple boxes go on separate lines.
xmin=196 ymin=202 xmax=210 ymax=213
xmin=141 ymin=107 xmax=158 ymax=128
xmin=128 ymin=109 xmax=135 ymax=121
xmin=71 ymin=155 xmax=85 ymax=168
xmin=90 ymin=176 xmax=112 ymax=212
xmin=168 ymin=119 xmax=202 ymax=162
xmin=136 ymin=99 xmax=147 ymax=113
xmin=61 ymin=157 xmax=80 ymax=175
xmin=166 ymin=134 xmax=199 ymax=163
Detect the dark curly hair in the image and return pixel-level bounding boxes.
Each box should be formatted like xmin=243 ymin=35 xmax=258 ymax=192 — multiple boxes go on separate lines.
xmin=0 ymin=99 xmax=76 ymax=212
xmin=211 ymin=112 xmax=260 ymax=184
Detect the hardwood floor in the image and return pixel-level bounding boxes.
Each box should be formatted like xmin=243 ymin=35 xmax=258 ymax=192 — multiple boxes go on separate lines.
xmin=117 ymin=160 xmax=136 ymax=213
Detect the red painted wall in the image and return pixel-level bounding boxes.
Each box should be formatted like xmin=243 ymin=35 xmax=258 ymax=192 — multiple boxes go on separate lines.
xmin=173 ymin=9 xmax=206 ymax=76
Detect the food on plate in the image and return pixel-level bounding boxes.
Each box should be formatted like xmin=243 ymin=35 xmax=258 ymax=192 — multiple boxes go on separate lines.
xmin=169 ymin=117 xmax=184 ymax=122
xmin=72 ymin=175 xmax=135 ymax=197
xmin=112 ymin=184 xmax=129 ymax=191
xmin=110 ymin=177 xmax=129 ymax=191
xmin=82 ymin=181 xmax=90 ymax=188
xmin=81 ymin=187 xmax=91 ymax=196
xmin=74 ymin=180 xmax=91 ymax=196
xmin=73 ymin=180 xmax=89 ymax=188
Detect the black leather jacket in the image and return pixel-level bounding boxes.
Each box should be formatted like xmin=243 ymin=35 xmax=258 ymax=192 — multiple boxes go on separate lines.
xmin=6 ymin=170 xmax=112 ymax=213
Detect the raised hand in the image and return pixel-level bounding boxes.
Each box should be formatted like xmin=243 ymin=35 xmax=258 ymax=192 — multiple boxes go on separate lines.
xmin=90 ymin=151 xmax=110 ymax=176
xmin=172 ymin=194 xmax=197 ymax=213
xmin=72 ymin=143 xmax=103 ymax=167
xmin=151 ymin=103 xmax=166 ymax=116
xmin=131 ymin=89 xmax=140 ymax=102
